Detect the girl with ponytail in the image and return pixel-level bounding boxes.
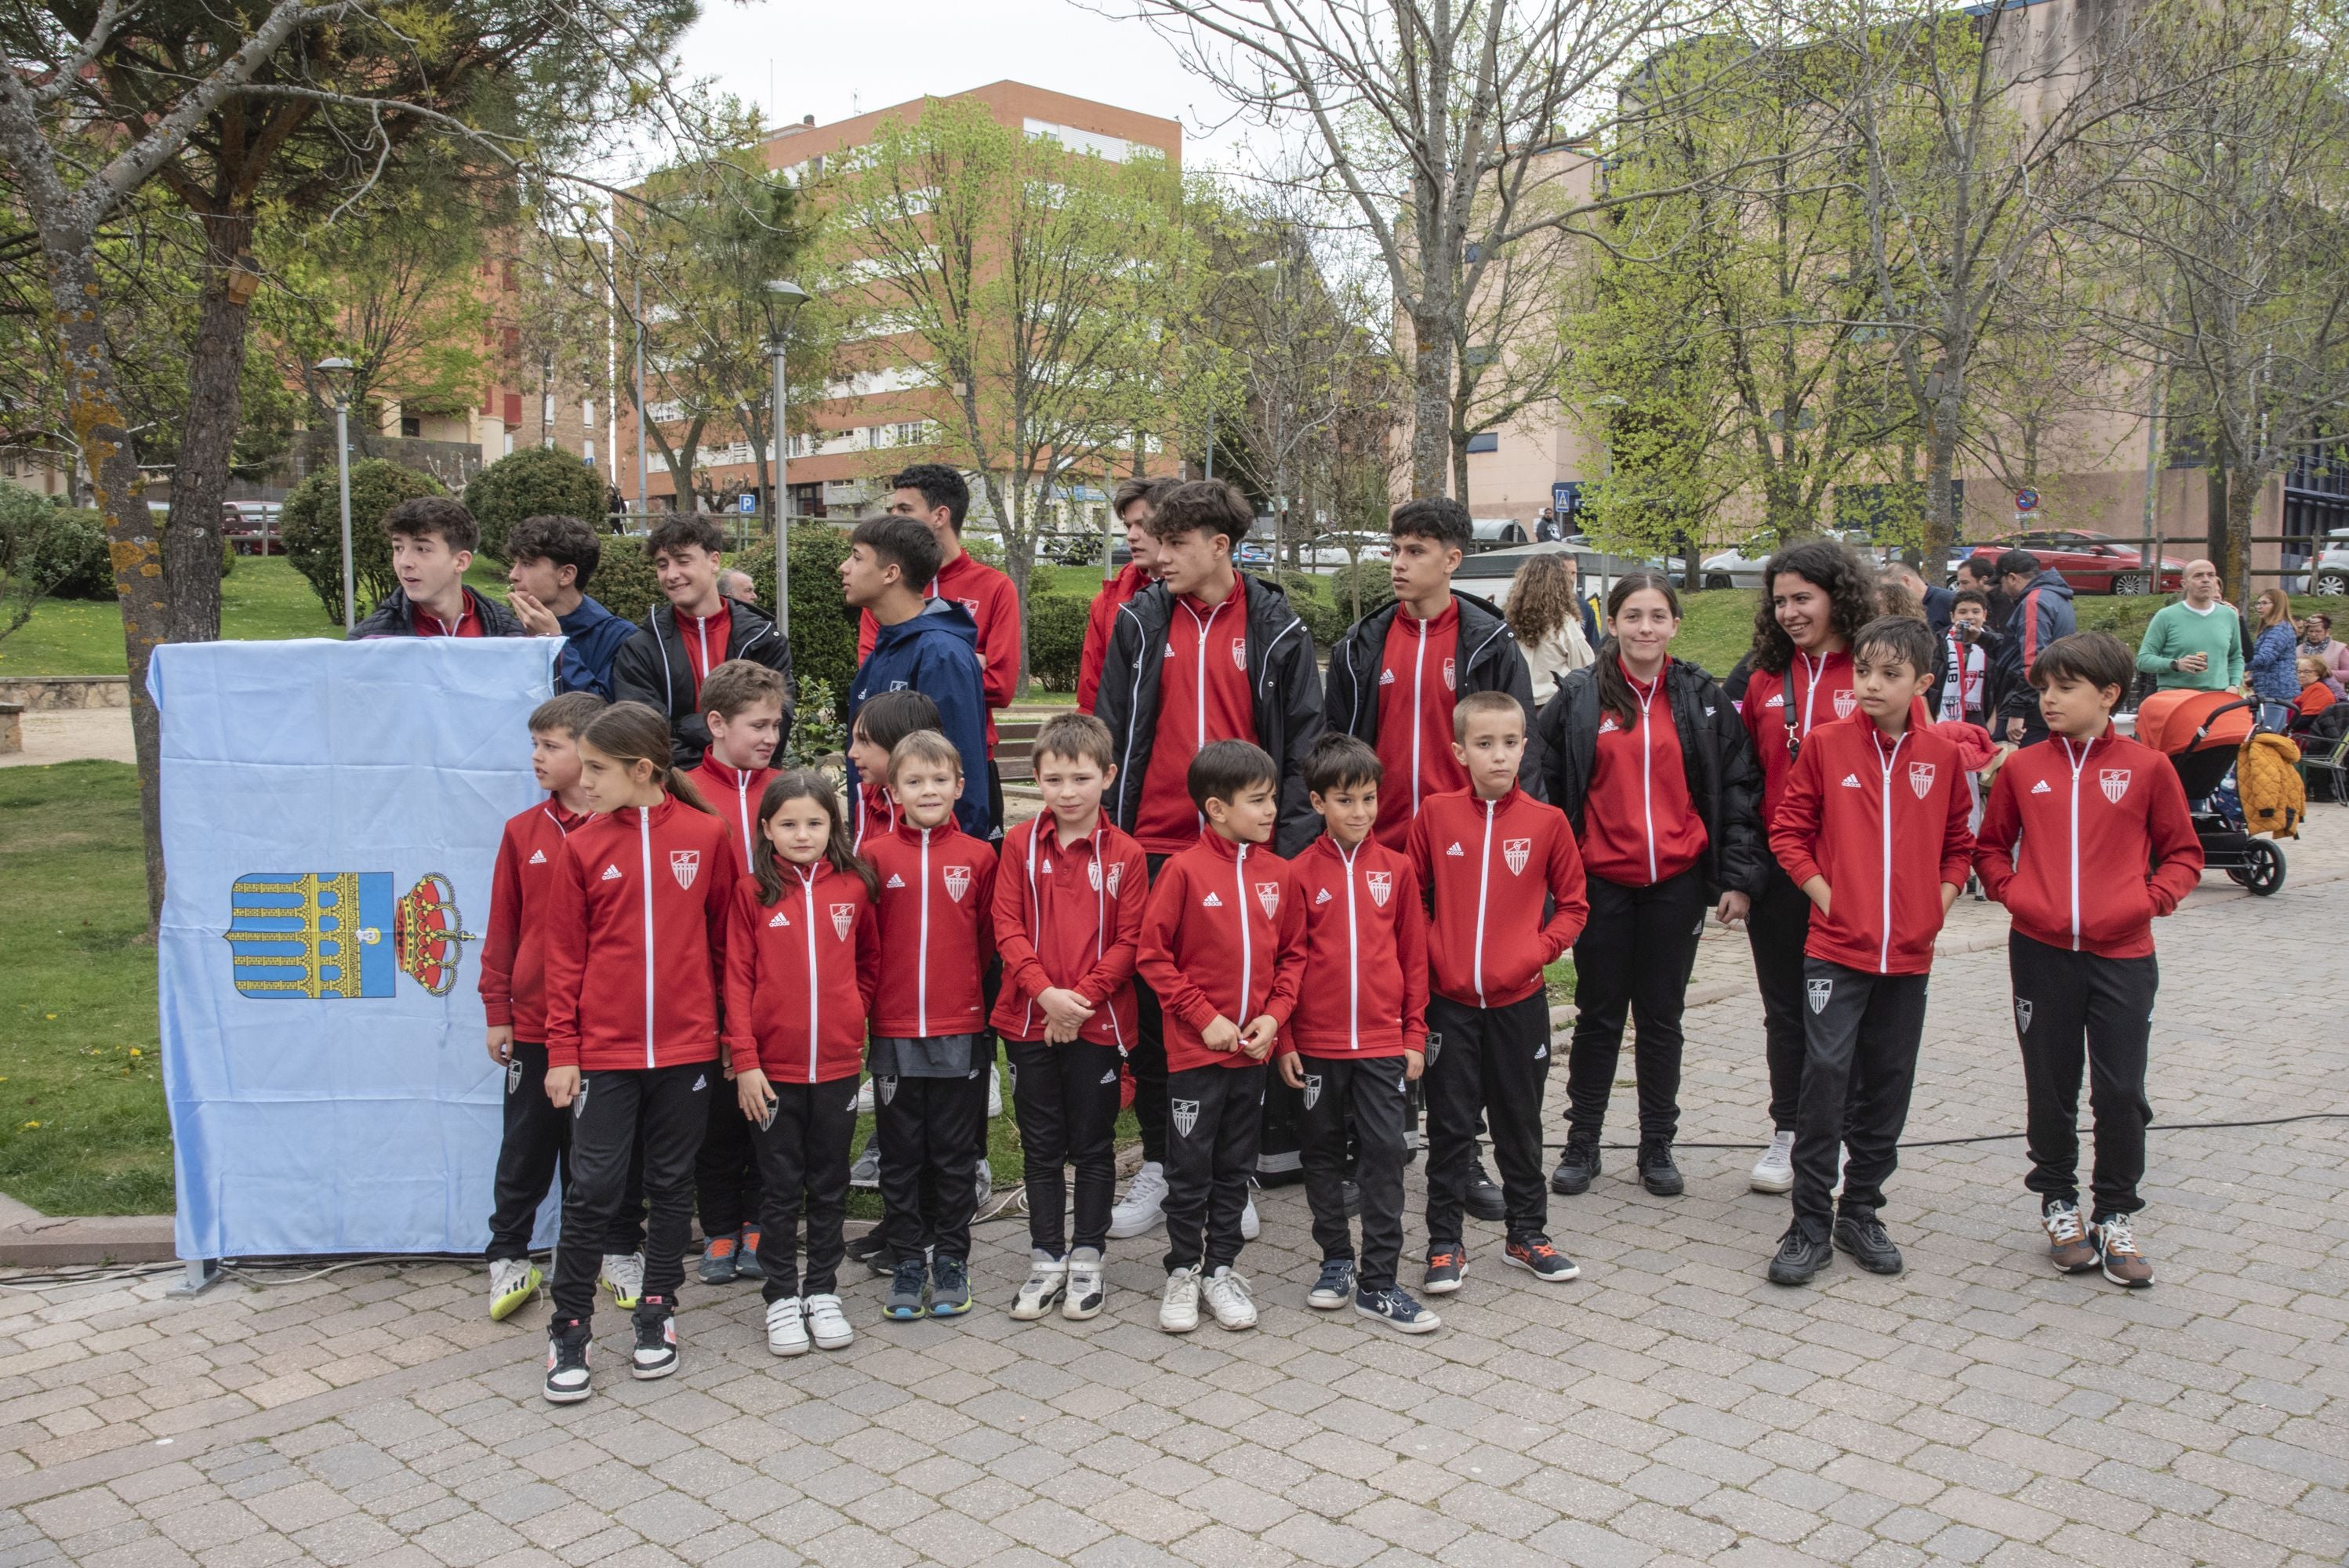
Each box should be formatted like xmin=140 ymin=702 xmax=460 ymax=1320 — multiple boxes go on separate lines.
xmin=537 ymin=700 xmax=738 ymax=1405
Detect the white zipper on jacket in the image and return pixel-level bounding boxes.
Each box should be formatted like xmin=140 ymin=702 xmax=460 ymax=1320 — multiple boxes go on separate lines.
xmin=637 ymin=806 xmax=656 ymax=1067
xmin=1185 ymin=597 xmax=1229 ymax=837
xmin=732 ymin=771 xmax=754 ymax=864
xmin=1115 ymin=601 xmax=1147 ymax=825
xmin=1871 ymin=730 xmax=1908 ymax=975
xmin=1473 ymin=798 xmax=1495 ymax=1005
xmin=1095 ymin=827 xmax=1124 ymax=1051
xmin=539 ymin=806 xmax=572 ymax=838
xmin=694 ymin=614 xmax=715 ymax=684
xmin=1234 ymin=843 xmax=1254 ymax=1030
xmin=797 ymin=865 xmax=821 ymax=1080
xmin=1410 ymin=619 xmax=1429 ymax=819
xmin=1333 ymin=840 xmax=1362 ymax=1048
xmin=1798 ymin=650 xmax=1828 ymax=737
xmin=1630 ymin=667 xmax=1661 ymax=885
xmin=917 ymin=827 xmax=932 ymax=1036
xmin=2058 ymin=735 xmax=2092 ymax=949
xmin=1021 ymin=822 xmax=1041 ymax=1039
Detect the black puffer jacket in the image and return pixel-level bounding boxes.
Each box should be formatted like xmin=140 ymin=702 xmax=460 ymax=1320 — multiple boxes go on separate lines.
xmin=611 ymin=599 xmax=793 ymax=768
xmin=1095 ymin=574 xmax=1326 ymax=856
xmin=1323 ymin=590 xmax=1545 ymax=798
xmin=350 ymin=585 xmax=527 ymax=639
xmin=1534 ymin=656 xmax=1767 ymax=899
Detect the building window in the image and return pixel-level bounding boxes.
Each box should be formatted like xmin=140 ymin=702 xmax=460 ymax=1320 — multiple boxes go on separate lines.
xmin=503 ymin=432 xmax=515 ymax=456
xmin=583 ymin=440 xmax=595 ymax=463
xmin=399 ymin=415 xmax=421 ymax=439
xmin=1466 ymin=431 xmax=1499 ymax=454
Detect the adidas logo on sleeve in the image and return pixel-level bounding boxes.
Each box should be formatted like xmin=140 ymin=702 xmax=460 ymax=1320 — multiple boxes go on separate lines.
xmin=528 ymin=849 xmax=547 ymax=865
xmin=600 ymin=864 xmax=623 ymax=881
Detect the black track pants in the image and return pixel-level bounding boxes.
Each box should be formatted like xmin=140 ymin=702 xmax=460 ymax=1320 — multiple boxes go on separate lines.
xmin=1791 ymin=960 xmax=1928 ymax=1243
xmin=1126 ymin=852 xmax=1173 ymax=1166
xmin=695 ymin=1074 xmax=763 ymax=1238
xmin=1747 ymin=867 xmax=1814 ymax=1131
xmin=1297 ymin=1054 xmax=1409 ymax=1290
xmin=551 ymin=1062 xmax=711 ymax=1323
xmin=1423 ymin=992 xmax=1552 ymax=1248
xmin=873 ymin=1070 xmax=984 ymax=1264
xmin=750 ymin=1076 xmax=859 ymax=1300
xmin=1567 ymin=870 xmax=1705 ymax=1145
xmin=1162 ymin=1062 xmax=1266 ymax=1275
xmin=488 ymin=1041 xmax=568 ymax=1261
xmin=1007 ymin=1039 xmax=1122 ymax=1256
xmin=2008 ymin=933 xmax=2157 ymax=1222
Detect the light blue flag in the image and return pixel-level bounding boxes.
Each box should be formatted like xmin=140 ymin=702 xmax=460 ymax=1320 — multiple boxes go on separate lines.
xmin=150 ymin=637 xmax=559 ymax=1260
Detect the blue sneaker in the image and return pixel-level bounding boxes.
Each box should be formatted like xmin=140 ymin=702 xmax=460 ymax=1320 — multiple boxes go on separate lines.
xmin=1306 ymin=1258 xmax=1356 ymax=1310
xmin=884 ymin=1257 xmax=928 ymax=1319
xmin=1355 ymin=1285 xmax=1440 ymax=1334
xmin=930 ymin=1254 xmax=973 ymax=1316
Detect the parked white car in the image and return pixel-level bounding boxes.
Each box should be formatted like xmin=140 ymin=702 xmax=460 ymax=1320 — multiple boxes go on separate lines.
xmin=2297 ymin=530 xmax=2349 ymax=595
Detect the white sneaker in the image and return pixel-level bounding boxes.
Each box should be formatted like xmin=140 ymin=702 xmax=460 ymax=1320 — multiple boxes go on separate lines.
xmin=1750 ymin=1131 xmax=1795 ymax=1194
xmin=488 ymin=1258 xmax=540 ymax=1321
xmin=1011 ymin=1250 xmax=1067 ymax=1319
xmin=765 ymin=1296 xmax=809 ymax=1356
xmin=975 ymin=1158 xmax=994 ymax=1208
xmin=856 ymin=1078 xmax=875 ymax=1114
xmin=1109 ymin=1163 xmax=1168 ymax=1239
xmin=850 ymin=1139 xmax=880 ymax=1189
xmin=986 ymin=1067 xmax=1003 ymax=1118
xmin=1063 ymin=1248 xmax=1106 ymax=1320
xmin=1159 ymin=1266 xmax=1201 ymax=1333
xmin=1203 ymin=1266 xmax=1258 ymax=1330
xmin=804 ymin=1293 xmax=854 ymax=1349
xmin=600 ymin=1252 xmax=644 ymax=1310
xmin=1240 ymin=1193 xmax=1261 ymax=1241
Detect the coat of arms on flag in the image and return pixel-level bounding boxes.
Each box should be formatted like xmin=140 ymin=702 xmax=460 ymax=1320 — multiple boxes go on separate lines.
xmin=223 ymin=871 xmax=476 ymax=999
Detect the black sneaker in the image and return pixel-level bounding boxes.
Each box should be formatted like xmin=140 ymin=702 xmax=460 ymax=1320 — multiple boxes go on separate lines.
xmin=1465 ymin=1163 xmax=1506 ymax=1223
xmin=884 ymin=1256 xmax=928 ymax=1319
xmin=1550 ymin=1139 xmax=1600 ymax=1196
xmin=1833 ymin=1211 xmax=1903 ymax=1275
xmin=1504 ymin=1236 xmax=1580 ymax=1282
xmin=1638 ymin=1141 xmax=1684 ymax=1197
xmin=1767 ymin=1225 xmax=1832 ymax=1287
xmin=848 ymin=1230 xmax=895 ymax=1278
xmin=1422 ymin=1246 xmax=1465 ymax=1294
xmin=630 ymin=1298 xmax=678 ymax=1380
xmin=930 ymin=1254 xmax=973 ymax=1317
xmin=543 ymin=1319 xmax=592 ymax=1404
xmin=1307 ymin=1258 xmax=1356 ymax=1310
xmin=1354 ymin=1285 xmax=1440 ymax=1334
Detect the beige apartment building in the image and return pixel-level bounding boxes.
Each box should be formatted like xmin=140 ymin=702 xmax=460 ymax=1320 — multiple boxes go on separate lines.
xmin=616 ymin=82 xmax=1182 ymax=524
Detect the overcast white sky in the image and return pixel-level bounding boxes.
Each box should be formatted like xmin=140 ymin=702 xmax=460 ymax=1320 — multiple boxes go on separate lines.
xmin=669 ymin=0 xmax=1269 ymax=169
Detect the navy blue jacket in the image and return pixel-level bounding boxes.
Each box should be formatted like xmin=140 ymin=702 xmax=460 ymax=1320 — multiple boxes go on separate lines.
xmin=848 ymin=598 xmax=992 ymax=840
xmin=554 ymin=595 xmax=635 ymax=699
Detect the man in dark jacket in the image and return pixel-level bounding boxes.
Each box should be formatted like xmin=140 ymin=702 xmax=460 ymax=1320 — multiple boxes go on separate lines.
xmin=1989 ymin=550 xmax=2075 ymax=745
xmin=503 ymin=513 xmax=635 ymax=698
xmin=350 ymin=497 xmax=529 ymax=640
xmin=843 ymin=514 xmax=991 ymax=840
xmin=610 ymin=514 xmax=791 ymax=768
xmin=1327 ymin=497 xmax=1542 ymax=838
xmin=1094 ymin=479 xmax=1324 ymax=1229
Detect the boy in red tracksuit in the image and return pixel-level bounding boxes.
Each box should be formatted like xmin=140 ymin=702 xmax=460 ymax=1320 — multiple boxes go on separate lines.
xmin=862 ymin=729 xmax=1000 ymax=1321
xmin=684 ymin=659 xmax=786 ymax=1287
xmin=539 ymin=702 xmax=736 ymax=1403
xmin=1975 ymin=633 xmax=2201 ymax=1290
xmin=1766 ymin=617 xmax=1973 ymax=1289
xmin=843 ymin=689 xmax=937 ymax=854
xmin=1076 ymin=476 xmax=1167 ymax=713
xmin=724 ymin=771 xmax=880 ymax=1357
xmin=1280 ymin=734 xmax=1436 ymax=1334
xmin=479 ymin=691 xmax=606 ymax=1322
xmin=990 ymin=713 xmax=1146 ymax=1323
xmin=1405 ymin=691 xmax=1588 ymax=1295
xmin=1136 ymin=739 xmax=1305 ymax=1334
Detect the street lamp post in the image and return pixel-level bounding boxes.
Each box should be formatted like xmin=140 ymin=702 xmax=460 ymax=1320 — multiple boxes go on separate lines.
xmin=314 ymin=358 xmax=358 ymax=633
xmin=764 ymin=279 xmax=810 ymax=632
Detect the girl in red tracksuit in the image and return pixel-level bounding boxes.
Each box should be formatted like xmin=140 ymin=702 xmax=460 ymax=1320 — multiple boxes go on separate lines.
xmin=724 ymin=771 xmax=880 ymax=1356
xmin=539 ymin=701 xmax=736 ymax=1403
xmin=862 ymin=731 xmax=999 ymax=1320
xmin=989 ymin=714 xmax=1147 ymax=1323
xmin=1764 ymin=618 xmax=1973 ymax=1288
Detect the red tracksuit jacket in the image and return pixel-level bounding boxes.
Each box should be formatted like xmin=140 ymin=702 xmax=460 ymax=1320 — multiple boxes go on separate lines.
xmin=1770 ymin=716 xmax=1975 ymax=975
xmin=850 ymin=782 xmax=899 ymax=855
xmin=866 ymin=819 xmax=998 ymax=1038
xmin=1283 ymin=834 xmax=1429 ymax=1058
xmin=1403 ymin=786 xmax=1588 ymax=1009
xmin=543 ymin=797 xmax=735 ymax=1071
xmin=989 ymin=816 xmax=1147 ymax=1047
xmin=1581 ymin=676 xmax=1709 ymax=887
xmin=1741 ymin=649 xmax=1857 ymax=824
xmin=721 ymin=862 xmax=880 ymax=1084
xmin=1133 ymin=579 xmax=1258 ymax=853
xmin=1136 ymin=832 xmax=1305 ymax=1073
xmin=691 ymin=757 xmax=775 ymax=878
xmin=478 ymin=797 xmax=587 ymax=1040
xmin=1373 ymin=602 xmax=1469 ymax=847
xmin=1973 ymin=726 xmax=2202 ymax=959
xmin=858 ymin=551 xmax=1020 ymax=746
xmin=1077 ymin=563 xmax=1153 ymax=713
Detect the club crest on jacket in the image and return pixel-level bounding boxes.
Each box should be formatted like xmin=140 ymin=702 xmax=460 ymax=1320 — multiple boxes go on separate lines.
xmin=1503 ymin=838 xmax=1531 ymax=875
xmin=944 ymin=866 xmax=971 ymax=902
xmin=1833 ymin=689 xmax=1857 ymax=719
xmin=831 ymin=903 xmax=855 ymax=939
xmin=1255 ymin=881 xmax=1280 ymax=917
xmin=1443 ymin=655 xmax=1456 ymax=691
xmin=670 ymin=849 xmax=700 ymax=889
xmin=1230 ymin=637 xmax=1247 ymax=671
xmin=1367 ymin=869 xmax=1392 ymax=907
xmin=1907 ymin=761 xmax=1937 ymax=799
xmin=2100 ymin=768 xmax=2130 ymax=803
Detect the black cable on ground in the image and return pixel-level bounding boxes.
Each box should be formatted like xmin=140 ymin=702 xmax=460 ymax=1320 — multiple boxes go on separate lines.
xmin=1559 ymin=1109 xmax=2349 ymax=1152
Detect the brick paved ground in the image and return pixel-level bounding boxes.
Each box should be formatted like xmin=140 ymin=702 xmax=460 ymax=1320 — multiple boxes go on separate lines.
xmin=1 ymin=820 xmax=2343 ymax=1567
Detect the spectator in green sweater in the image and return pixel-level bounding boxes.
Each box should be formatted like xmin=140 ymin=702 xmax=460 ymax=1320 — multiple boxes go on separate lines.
xmin=2137 ymin=560 xmax=2245 ymax=692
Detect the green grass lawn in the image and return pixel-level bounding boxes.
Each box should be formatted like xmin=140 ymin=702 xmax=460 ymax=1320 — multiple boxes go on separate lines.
xmin=0 ymin=761 xmax=174 ymax=1214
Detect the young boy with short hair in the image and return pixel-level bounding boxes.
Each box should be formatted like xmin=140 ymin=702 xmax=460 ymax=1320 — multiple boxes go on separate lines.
xmin=990 ymin=712 xmax=1147 ymax=1321
xmin=861 ymin=730 xmax=1000 ymax=1320
xmin=612 ymin=514 xmax=791 ymax=768
xmin=1940 ymin=590 xmax=1993 ymax=728
xmin=503 ymin=513 xmax=635 ymax=698
xmin=353 ymin=497 xmax=528 ymax=638
xmin=1280 ymin=733 xmax=1436 ymax=1333
xmin=843 ymin=688 xmax=941 ymax=854
xmin=1974 ymin=632 xmax=2201 ymax=1288
xmin=843 ymin=514 xmax=992 ymax=840
xmin=1405 ymin=691 xmax=1588 ymax=1295
xmin=1766 ymin=615 xmax=1975 ymax=1287
xmin=1136 ymin=739 xmax=1305 ymax=1334
xmin=479 ymin=691 xmax=608 ymax=1319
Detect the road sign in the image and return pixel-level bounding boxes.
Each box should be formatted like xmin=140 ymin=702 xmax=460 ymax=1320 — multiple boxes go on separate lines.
xmin=738 ymin=492 xmax=757 ymax=514
xmin=2014 ymin=488 xmax=2039 ymax=514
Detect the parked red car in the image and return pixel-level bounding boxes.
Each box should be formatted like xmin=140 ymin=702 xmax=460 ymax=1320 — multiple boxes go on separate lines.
xmin=1964 ymin=529 xmax=2184 ymax=595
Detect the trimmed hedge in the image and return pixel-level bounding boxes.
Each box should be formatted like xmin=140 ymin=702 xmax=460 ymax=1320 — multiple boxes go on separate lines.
xmin=732 ymin=525 xmax=860 ymax=710
xmin=0 ymin=493 xmax=231 ymax=604
xmin=464 ymin=447 xmax=607 ymax=564
xmin=581 ymin=535 xmax=662 ymax=627
xmin=1026 ymin=593 xmax=1091 ymax=691
xmin=280 ymin=459 xmax=445 ymax=619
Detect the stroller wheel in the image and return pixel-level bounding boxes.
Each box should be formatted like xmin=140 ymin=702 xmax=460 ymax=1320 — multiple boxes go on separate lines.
xmin=2228 ymin=840 xmax=2287 ymax=896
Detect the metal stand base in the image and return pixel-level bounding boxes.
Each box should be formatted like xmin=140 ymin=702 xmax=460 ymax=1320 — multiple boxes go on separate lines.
xmin=165 ymin=1258 xmax=222 ymax=1298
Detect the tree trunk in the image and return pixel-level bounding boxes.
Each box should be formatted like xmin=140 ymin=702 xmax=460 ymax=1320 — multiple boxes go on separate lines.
xmin=1450 ymin=428 xmax=1472 ymax=513
xmin=2223 ymin=461 xmax=2260 ymax=600
xmin=165 ymin=209 xmax=256 ymax=645
xmin=1923 ymin=412 xmax=1963 ymax=561
xmin=1410 ymin=309 xmax=1453 ymax=500
xmin=46 ymin=233 xmax=169 ymax=926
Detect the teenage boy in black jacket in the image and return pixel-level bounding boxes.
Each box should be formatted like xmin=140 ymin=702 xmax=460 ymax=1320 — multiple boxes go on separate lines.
xmin=611 ymin=514 xmax=793 ymax=769
xmin=1094 ymin=479 xmax=1324 ymax=1234
xmin=350 ymin=497 xmax=529 ymax=640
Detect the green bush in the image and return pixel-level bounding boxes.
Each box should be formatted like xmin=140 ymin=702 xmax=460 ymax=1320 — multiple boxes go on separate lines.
xmin=583 ymin=532 xmax=661 ymax=626
xmin=1323 ymin=560 xmax=1394 ymax=628
xmin=1026 ymin=593 xmax=1092 ymax=691
xmin=0 ymin=494 xmax=229 ymax=604
xmin=279 ymin=459 xmax=445 ymax=619
xmin=733 ymin=524 xmax=859 ymax=711
xmin=464 ymin=447 xmax=607 ymax=564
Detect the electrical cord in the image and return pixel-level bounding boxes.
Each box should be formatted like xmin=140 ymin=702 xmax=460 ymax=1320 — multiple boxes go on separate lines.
xmin=1558 ymin=1109 xmax=2349 ymax=1152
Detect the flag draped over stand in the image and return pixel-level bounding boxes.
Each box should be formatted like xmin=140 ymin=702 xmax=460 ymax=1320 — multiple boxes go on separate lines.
xmin=151 ymin=637 xmax=557 ymax=1260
